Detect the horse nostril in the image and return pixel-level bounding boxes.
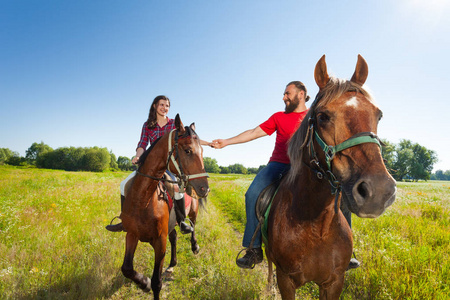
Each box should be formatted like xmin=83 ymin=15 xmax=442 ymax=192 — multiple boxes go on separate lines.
xmin=356 ymin=181 xmax=369 ymax=199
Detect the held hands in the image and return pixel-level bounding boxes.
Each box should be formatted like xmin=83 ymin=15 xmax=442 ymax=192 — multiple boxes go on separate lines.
xmin=211 ymin=139 xmax=227 ymax=149
xmin=201 ymin=139 xmax=224 ymax=149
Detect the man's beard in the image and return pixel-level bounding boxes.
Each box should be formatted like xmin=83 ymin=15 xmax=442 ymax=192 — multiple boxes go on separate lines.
xmin=284 ymin=95 xmax=300 ymax=113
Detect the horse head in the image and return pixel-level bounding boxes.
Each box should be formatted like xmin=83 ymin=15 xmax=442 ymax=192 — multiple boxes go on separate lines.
xmin=168 ymin=114 xmax=210 ymax=198
xmin=290 ymin=55 xmax=396 ymax=218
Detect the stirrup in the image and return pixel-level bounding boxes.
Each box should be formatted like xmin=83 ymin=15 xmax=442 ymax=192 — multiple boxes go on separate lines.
xmin=179 ymin=219 xmax=194 ymax=234
xmin=105 ymin=216 xmax=124 ymax=232
xmin=236 ymin=247 xmax=262 ymax=269
xmin=108 ymin=216 xmax=121 ymax=225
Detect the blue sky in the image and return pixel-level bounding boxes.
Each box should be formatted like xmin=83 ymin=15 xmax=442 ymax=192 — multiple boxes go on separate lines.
xmin=1 ymin=0 xmax=449 ymax=171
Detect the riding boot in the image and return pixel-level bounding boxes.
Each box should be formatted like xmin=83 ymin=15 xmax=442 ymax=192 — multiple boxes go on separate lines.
xmin=236 ymin=247 xmax=263 ymax=269
xmin=347 ymin=253 xmax=360 ymax=270
xmin=174 ymin=195 xmax=193 ymax=234
xmin=106 ymin=195 xmax=126 ymax=232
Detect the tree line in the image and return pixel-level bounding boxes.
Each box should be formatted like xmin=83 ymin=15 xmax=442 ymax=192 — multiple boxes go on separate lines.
xmin=381 ymin=139 xmax=439 ymax=181
xmin=0 ymin=142 xmax=134 ymax=172
xmin=203 ymin=157 xmax=266 ymax=175
xmin=0 ymin=139 xmax=447 ymax=181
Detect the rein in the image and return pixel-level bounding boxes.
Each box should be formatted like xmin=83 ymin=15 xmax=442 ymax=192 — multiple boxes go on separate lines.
xmin=136 ymin=128 xmax=209 ymax=191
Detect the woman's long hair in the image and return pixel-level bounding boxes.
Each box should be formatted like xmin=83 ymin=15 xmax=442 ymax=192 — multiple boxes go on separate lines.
xmin=146 ymin=95 xmax=170 ymax=129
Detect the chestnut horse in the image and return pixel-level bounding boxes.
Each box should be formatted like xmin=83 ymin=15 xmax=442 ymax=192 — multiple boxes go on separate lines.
xmin=264 ymin=55 xmax=396 ymax=299
xmin=120 ymin=114 xmax=209 ymax=299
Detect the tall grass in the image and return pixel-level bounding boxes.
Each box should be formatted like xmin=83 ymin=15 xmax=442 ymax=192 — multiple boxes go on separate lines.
xmin=0 ymin=166 xmax=126 ymax=299
xmin=0 ymin=166 xmax=448 ymax=299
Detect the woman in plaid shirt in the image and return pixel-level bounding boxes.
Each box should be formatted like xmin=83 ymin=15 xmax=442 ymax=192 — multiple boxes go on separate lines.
xmin=106 ymin=95 xmax=210 ymax=234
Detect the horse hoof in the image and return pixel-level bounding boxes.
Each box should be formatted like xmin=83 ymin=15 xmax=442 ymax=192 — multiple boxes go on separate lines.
xmin=165 ymin=267 xmax=174 ymax=273
xmin=192 ymin=244 xmax=200 ymax=255
xmin=141 ymin=278 xmax=151 ymax=293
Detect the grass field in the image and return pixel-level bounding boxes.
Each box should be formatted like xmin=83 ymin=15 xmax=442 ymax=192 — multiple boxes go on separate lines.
xmin=0 ymin=165 xmax=449 ymax=299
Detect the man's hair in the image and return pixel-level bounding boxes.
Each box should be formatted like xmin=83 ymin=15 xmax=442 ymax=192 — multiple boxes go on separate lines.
xmin=286 ymin=81 xmax=310 ymax=102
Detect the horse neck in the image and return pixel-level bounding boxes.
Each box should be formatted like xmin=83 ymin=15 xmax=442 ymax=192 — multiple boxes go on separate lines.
xmin=140 ymin=136 xmax=170 ymax=181
xmin=287 ymin=156 xmax=337 ymax=220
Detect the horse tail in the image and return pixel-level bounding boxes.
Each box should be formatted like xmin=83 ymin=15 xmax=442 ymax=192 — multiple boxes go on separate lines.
xmin=198 ymin=197 xmax=208 ymax=211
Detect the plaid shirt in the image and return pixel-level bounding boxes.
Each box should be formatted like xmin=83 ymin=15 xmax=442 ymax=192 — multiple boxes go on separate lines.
xmin=137 ymin=118 xmax=176 ymax=150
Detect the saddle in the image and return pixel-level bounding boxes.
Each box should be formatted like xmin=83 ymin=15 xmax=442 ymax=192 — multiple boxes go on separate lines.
xmin=124 ymin=173 xmax=191 ymax=211
xmin=255 ymin=178 xmax=282 ymax=246
xmin=158 ymin=181 xmax=192 ymax=211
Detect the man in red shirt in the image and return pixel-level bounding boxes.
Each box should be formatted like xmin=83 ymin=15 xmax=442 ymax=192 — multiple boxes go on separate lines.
xmin=212 ymin=81 xmax=309 ymax=269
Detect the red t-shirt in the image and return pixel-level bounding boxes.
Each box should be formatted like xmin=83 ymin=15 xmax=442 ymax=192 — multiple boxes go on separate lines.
xmin=259 ymin=110 xmax=308 ymax=164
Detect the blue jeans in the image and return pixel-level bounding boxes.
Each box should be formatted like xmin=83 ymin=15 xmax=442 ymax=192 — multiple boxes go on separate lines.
xmin=242 ymin=161 xmax=290 ymax=248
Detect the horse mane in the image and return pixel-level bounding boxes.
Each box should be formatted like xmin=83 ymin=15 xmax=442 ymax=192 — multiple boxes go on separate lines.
xmin=286 ymin=77 xmax=374 ymax=184
xmin=137 ymin=136 xmax=162 ymax=167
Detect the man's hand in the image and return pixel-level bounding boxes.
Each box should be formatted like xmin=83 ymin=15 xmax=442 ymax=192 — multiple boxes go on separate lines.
xmin=211 ymin=139 xmax=228 ymax=149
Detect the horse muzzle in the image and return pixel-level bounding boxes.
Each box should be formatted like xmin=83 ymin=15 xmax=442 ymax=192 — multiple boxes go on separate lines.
xmin=342 ymin=174 xmax=396 ymax=218
xmin=187 ymin=178 xmax=210 ymax=198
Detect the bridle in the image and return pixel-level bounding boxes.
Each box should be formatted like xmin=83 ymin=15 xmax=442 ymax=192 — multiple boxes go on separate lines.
xmin=305 ymin=94 xmax=384 ymax=213
xmin=136 ymin=128 xmax=209 ymax=192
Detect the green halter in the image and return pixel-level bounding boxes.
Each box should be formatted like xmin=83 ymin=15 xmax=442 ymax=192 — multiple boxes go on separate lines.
xmin=314 ymin=130 xmax=383 ymax=171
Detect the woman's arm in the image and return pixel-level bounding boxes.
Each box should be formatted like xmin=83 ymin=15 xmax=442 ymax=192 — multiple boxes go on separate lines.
xmin=132 ymin=147 xmax=145 ymax=164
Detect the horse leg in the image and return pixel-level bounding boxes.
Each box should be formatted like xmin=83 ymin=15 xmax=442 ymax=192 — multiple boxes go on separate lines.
xmin=121 ymin=233 xmax=151 ymax=292
xmin=150 ymin=237 xmax=167 ymax=300
xmin=318 ymin=276 xmax=345 ymax=300
xmin=188 ymin=204 xmax=200 ymax=254
xmin=166 ymin=229 xmax=178 ymax=272
xmin=276 ymin=269 xmax=296 ymax=300
xmin=267 ymin=256 xmax=275 ymax=292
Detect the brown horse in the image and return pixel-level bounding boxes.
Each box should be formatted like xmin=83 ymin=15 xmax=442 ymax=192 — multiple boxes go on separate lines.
xmin=120 ymin=114 xmax=209 ymax=299
xmin=264 ymin=55 xmax=396 ymax=299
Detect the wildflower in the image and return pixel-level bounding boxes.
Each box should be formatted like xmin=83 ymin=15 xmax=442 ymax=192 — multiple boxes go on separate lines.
xmin=30 ymin=267 xmax=39 ymax=273
xmin=0 ymin=267 xmax=13 ymax=277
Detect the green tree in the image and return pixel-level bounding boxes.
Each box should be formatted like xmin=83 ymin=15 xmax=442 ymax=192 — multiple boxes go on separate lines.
xmin=393 ymin=139 xmax=437 ymax=181
xmin=47 ymin=148 xmax=67 ymax=170
xmin=25 ymin=142 xmax=53 ymax=165
xmin=6 ymin=151 xmax=26 ymax=166
xmin=65 ymin=147 xmax=86 ymax=171
xmin=118 ymin=156 xmax=133 ymax=171
xmin=203 ymin=157 xmax=221 ymax=173
xmin=432 ymin=170 xmax=448 ymax=180
xmin=82 ymin=147 xmax=111 ymax=172
xmin=0 ymin=148 xmax=14 ymax=165
xmin=381 ymin=139 xmax=396 ymax=174
xmin=409 ymin=143 xmax=437 ymax=181
xmin=220 ymin=166 xmax=230 ymax=174
xmin=228 ymin=163 xmax=247 ymax=174
xmin=247 ymin=167 xmax=259 ymax=174
xmin=109 ymin=151 xmax=118 ymax=170
xmin=393 ymin=140 xmax=414 ymax=180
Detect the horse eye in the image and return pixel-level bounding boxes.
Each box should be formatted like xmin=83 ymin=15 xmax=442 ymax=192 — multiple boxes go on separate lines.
xmin=185 ymin=149 xmax=192 ymax=155
xmin=317 ymin=113 xmax=330 ymax=124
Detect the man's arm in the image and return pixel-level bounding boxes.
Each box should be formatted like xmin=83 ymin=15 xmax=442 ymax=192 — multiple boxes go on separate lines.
xmin=212 ymin=126 xmax=267 ymax=149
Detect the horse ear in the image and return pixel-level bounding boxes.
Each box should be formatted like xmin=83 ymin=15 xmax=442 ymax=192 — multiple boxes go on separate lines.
xmin=175 ymin=114 xmax=185 ymax=134
xmin=190 ymin=122 xmax=196 ymax=131
xmin=314 ymin=55 xmax=330 ymax=89
xmin=350 ymin=54 xmax=369 ymax=86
